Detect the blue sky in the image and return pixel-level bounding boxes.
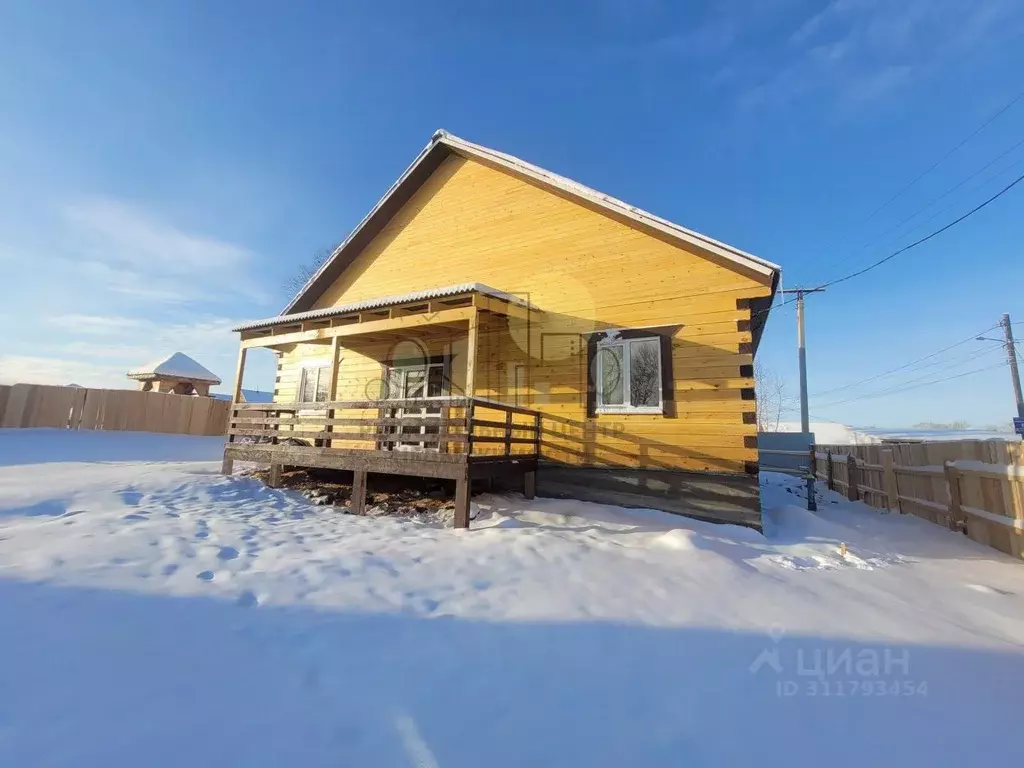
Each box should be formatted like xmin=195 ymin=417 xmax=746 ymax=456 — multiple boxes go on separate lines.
xmin=2 ymin=0 xmax=1023 ymax=427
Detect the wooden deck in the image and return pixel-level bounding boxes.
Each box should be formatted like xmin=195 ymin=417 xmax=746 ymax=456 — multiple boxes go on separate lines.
xmin=221 ymin=397 xmax=540 ymax=528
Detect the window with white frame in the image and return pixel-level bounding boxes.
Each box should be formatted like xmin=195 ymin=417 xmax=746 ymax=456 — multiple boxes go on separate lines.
xmin=298 ymin=363 xmax=332 ymax=403
xmin=596 ymin=336 xmax=662 ymax=413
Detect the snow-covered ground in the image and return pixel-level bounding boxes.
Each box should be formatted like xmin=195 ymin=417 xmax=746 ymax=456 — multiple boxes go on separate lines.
xmin=1 ymin=429 xmax=1022 ymax=767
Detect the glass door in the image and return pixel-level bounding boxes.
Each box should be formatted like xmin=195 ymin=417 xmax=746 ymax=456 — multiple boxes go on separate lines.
xmin=386 ymin=362 xmax=445 ymax=451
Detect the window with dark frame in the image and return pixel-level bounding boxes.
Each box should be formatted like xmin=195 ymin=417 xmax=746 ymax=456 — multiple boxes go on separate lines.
xmin=596 ymin=336 xmax=663 ymax=413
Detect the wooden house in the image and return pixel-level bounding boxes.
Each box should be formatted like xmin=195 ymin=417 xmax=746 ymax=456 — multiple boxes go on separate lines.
xmin=223 ymin=131 xmax=781 ymax=529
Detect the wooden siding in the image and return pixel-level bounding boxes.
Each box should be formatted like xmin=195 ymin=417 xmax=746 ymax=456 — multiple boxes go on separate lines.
xmin=287 ymin=155 xmax=772 ymax=474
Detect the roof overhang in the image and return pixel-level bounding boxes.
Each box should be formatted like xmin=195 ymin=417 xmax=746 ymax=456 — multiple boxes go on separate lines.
xmin=281 ymin=130 xmax=781 ymax=316
xmin=234 ymin=283 xmax=530 ymax=334
xmin=125 ymin=372 xmax=222 ymax=385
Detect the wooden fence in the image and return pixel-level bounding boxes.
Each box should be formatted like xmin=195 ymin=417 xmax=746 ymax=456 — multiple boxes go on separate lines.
xmin=814 ymin=440 xmax=1024 ymax=560
xmin=0 ymin=383 xmax=229 ymax=436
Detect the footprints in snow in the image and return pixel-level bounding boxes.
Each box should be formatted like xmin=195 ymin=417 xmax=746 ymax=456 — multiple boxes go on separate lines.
xmin=966 ymin=583 xmax=1013 ymax=596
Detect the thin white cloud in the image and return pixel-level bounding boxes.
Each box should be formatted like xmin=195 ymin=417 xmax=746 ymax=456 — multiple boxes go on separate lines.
xmin=1 ymin=313 xmax=271 ymax=391
xmin=64 ymin=198 xmax=252 ymax=274
xmin=0 ymin=196 xmax=277 ymax=392
xmin=723 ymin=0 xmax=1024 ymax=113
xmin=56 ymin=197 xmax=270 ymax=305
xmin=0 ymin=356 xmax=122 ymax=388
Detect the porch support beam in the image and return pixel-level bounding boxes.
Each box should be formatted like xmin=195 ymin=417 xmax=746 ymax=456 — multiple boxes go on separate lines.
xmin=268 ymin=463 xmax=282 ymax=488
xmin=351 ymin=470 xmax=367 ymax=514
xmin=454 ymin=470 xmax=471 ymax=529
xmin=232 ymin=347 xmax=248 ymax=403
xmin=471 ymin=294 xmax=532 ymax=321
xmin=524 ymin=471 xmax=536 ymax=500
xmin=240 ymin=306 xmax=475 ymax=349
xmin=325 ymin=336 xmax=343 ymax=442
xmin=464 ymin=306 xmax=479 ymax=398
xmin=222 ymin=345 xmax=248 ymax=476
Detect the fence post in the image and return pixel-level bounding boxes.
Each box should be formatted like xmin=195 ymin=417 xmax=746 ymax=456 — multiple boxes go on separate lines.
xmin=846 ymin=455 xmax=859 ymax=501
xmin=807 ymin=444 xmax=817 ymax=512
xmin=826 ymin=450 xmax=834 ymax=491
xmin=882 ymin=449 xmax=900 ymax=513
xmin=944 ymin=461 xmax=963 ymax=532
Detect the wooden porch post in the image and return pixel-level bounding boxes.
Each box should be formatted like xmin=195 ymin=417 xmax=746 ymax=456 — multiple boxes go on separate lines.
xmin=351 ymin=470 xmax=367 ymax=515
xmin=465 ymin=310 xmax=479 ymax=465
xmin=465 ymin=309 xmax=479 ymax=398
xmin=325 ymin=336 xmax=343 ymax=445
xmin=524 ymin=471 xmax=536 ymax=500
xmin=221 ymin=345 xmax=248 ymax=475
xmin=454 ymin=468 xmax=471 ymax=529
xmin=268 ymin=462 xmax=282 ymax=488
xmin=456 ymin=321 xmax=474 ymax=527
xmin=232 ymin=347 xmax=248 ymax=403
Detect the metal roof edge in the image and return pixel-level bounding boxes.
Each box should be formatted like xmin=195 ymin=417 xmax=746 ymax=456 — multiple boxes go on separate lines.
xmin=280 ymin=131 xmax=451 ymax=315
xmin=234 ymin=282 xmax=527 ymax=333
xmin=436 ymin=131 xmax=781 ymax=277
xmin=280 ymin=129 xmax=780 ymax=315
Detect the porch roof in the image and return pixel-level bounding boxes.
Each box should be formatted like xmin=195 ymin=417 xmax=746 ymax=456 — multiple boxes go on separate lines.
xmin=232 ymin=283 xmax=529 ymax=333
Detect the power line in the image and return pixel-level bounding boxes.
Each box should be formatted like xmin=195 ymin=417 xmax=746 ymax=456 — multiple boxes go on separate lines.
xmin=847 ymin=136 xmax=1024 ymax=259
xmin=809 ymin=323 xmax=1000 ymax=398
xmin=814 ymin=362 xmax=1006 ymax=409
xmin=807 ymin=88 xmax=1024 ymax=282
xmin=749 ymin=172 xmax=1024 ymax=323
xmin=818 ymin=171 xmax=1024 ymax=290
xmin=848 ymin=345 xmax=1003 ymax=395
xmin=814 ymin=349 xmax=1002 ymax=408
xmin=878 ymin=151 xmax=1024 ymax=249
xmin=856 ymin=89 xmax=1024 ymax=225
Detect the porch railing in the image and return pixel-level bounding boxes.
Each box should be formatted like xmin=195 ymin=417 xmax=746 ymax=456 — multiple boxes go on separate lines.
xmin=226 ymin=397 xmax=540 ymax=459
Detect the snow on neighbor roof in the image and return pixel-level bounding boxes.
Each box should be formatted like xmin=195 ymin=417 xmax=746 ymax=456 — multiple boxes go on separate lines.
xmin=126 ymin=353 xmax=222 ymax=384
xmin=233 ymin=282 xmax=529 ymax=332
xmin=282 ymin=129 xmax=781 ymax=316
xmin=212 ymin=389 xmax=273 ymax=403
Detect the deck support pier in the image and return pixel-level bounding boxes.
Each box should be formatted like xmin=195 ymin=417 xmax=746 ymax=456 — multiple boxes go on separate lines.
xmin=454 ymin=474 xmax=471 ymax=529
xmin=351 ymin=470 xmax=368 ymax=515
xmin=222 ymin=397 xmax=539 ymax=531
xmin=524 ymin=470 xmax=536 ymax=500
xmin=268 ymin=463 xmax=282 ymax=488
xmin=221 ymin=456 xmax=234 ymax=475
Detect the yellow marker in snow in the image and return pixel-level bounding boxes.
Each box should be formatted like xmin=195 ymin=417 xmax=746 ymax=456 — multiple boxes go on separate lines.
xmin=839 ymin=542 xmax=848 ymax=557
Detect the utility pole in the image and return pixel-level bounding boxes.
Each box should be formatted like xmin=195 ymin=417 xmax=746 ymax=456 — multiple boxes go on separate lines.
xmin=1001 ymin=314 xmax=1024 ymax=436
xmin=781 ymin=288 xmax=825 ymax=510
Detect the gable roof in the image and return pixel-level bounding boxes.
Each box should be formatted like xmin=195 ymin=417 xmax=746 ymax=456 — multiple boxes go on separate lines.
xmin=283 ymin=130 xmax=781 ymax=315
xmin=126 ymin=352 xmax=222 ymax=385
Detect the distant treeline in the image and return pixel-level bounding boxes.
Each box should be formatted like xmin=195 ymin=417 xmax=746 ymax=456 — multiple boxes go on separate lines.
xmin=911 ymin=421 xmax=1012 ymax=432
xmin=912 ymin=421 xmax=970 ymax=430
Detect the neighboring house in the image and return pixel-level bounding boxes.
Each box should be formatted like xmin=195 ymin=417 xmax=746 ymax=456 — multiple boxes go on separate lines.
xmin=127 ymin=353 xmax=222 ymax=397
xmin=223 ymin=130 xmax=780 ymax=529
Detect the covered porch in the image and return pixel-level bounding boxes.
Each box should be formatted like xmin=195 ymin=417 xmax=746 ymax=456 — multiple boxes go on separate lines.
xmin=221 ymin=285 xmax=540 ymax=528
